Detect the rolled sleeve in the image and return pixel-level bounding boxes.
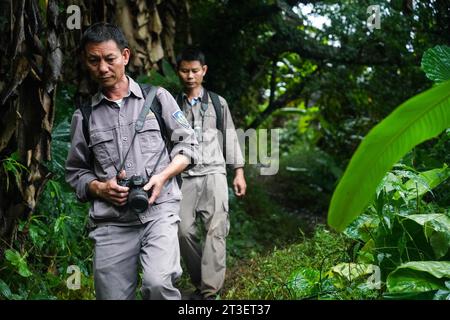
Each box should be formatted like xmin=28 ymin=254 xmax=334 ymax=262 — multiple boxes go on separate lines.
xmin=156 ymin=87 xmax=199 ymax=167
xmin=170 ymin=140 xmax=199 ymax=166
xmin=65 ymin=109 xmax=98 ymax=202
xmin=222 ymin=99 xmax=245 ymax=170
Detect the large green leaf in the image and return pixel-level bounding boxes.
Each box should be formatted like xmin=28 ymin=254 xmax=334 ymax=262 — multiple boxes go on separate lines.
xmin=5 ymin=249 xmax=33 ymax=278
xmin=404 ymin=214 xmax=450 ymax=258
xmin=0 ymin=279 xmax=12 ymax=299
xmin=328 ymin=80 xmax=450 ymax=231
xmin=421 ymin=45 xmax=450 ymax=83
xmin=330 ymin=262 xmax=381 ymax=289
xmin=387 ymin=261 xmax=450 ymax=293
xmin=288 ymin=268 xmax=321 ymax=299
xmin=404 ymin=165 xmax=450 ymax=200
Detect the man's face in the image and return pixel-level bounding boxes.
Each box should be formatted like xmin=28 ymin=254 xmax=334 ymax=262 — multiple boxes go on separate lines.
xmin=84 ymin=40 xmax=130 ymax=88
xmin=177 ymin=60 xmax=207 ymax=91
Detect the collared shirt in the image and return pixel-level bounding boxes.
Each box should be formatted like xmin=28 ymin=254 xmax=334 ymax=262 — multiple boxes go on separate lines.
xmin=182 ymin=89 xmax=204 ymax=107
xmin=179 ymin=87 xmax=244 ymax=177
xmin=92 ymin=89 xmax=131 ymax=108
xmin=65 ymin=77 xmax=198 ymax=225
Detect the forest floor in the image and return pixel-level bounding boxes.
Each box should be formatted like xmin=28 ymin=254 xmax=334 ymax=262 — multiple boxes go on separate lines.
xmin=178 ymin=209 xmax=327 ymax=300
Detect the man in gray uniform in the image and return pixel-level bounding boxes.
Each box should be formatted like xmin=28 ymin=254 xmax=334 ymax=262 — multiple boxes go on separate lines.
xmin=65 ymin=23 xmax=198 ymax=300
xmin=176 ymin=47 xmax=246 ymax=300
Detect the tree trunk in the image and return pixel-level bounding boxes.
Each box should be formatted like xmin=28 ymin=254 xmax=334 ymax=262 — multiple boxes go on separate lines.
xmin=0 ymin=0 xmax=186 ymax=255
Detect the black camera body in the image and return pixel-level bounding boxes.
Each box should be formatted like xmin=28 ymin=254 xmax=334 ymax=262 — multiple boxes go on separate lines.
xmin=117 ymin=175 xmax=151 ymax=213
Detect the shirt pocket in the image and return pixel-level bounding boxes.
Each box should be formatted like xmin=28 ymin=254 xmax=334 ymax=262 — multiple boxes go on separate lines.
xmin=137 ymin=118 xmax=163 ymax=153
xmin=203 ymin=110 xmax=217 ymax=130
xmin=89 ymin=129 xmax=119 ymax=169
xmin=202 ymin=110 xmax=219 ymax=142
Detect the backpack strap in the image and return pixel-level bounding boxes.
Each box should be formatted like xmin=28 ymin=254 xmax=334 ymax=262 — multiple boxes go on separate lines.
xmin=117 ymin=84 xmax=160 ymax=175
xmin=142 ymin=84 xmax=183 ymax=186
xmin=208 ymin=91 xmax=226 ymax=156
xmin=175 ymin=89 xmax=226 ymax=156
xmin=175 ymin=90 xmax=225 ymax=137
xmin=79 ymin=103 xmax=92 ymax=145
xmin=175 ymin=93 xmax=183 ymax=111
xmin=78 ymin=86 xmax=165 ymax=164
xmin=135 ymin=85 xmax=158 ymax=131
xmin=139 ymin=83 xmax=173 ymax=155
xmin=77 ymin=101 xmax=94 ymax=166
xmin=208 ymin=91 xmax=224 ymax=135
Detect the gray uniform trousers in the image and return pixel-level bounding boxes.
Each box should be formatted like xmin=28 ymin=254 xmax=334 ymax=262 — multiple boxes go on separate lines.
xmin=178 ymin=173 xmax=230 ymax=297
xmin=88 ymin=203 xmax=182 ymax=300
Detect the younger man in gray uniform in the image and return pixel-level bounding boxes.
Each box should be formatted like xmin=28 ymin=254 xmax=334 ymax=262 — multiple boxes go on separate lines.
xmin=65 ymin=23 xmax=198 ymax=300
xmin=176 ymin=47 xmax=246 ymax=300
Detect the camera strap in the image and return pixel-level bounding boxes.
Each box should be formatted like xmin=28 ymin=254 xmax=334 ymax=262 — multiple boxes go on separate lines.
xmin=117 ymin=86 xmax=165 ymax=177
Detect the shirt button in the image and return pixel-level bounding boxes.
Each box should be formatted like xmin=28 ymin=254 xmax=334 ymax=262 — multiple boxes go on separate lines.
xmin=123 ymin=137 xmax=128 ymax=141
xmin=127 ymin=163 xmax=132 ymax=168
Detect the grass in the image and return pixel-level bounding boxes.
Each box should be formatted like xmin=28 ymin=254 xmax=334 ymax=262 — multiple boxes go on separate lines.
xmin=222 ymin=225 xmax=365 ymax=300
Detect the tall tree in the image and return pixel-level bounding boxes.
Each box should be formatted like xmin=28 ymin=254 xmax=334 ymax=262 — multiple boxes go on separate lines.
xmin=185 ymin=0 xmax=448 ymax=161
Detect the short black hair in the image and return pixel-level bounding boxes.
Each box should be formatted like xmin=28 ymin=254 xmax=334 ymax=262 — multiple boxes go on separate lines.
xmin=79 ymin=22 xmax=129 ymax=54
xmin=176 ymin=47 xmax=206 ymax=69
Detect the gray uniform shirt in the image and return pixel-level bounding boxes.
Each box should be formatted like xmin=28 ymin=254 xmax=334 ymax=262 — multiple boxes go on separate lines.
xmin=65 ymin=77 xmax=198 ymax=225
xmin=180 ymin=89 xmax=244 ymax=177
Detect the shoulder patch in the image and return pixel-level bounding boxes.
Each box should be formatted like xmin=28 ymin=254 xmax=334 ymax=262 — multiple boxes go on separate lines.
xmin=172 ymin=110 xmax=191 ymax=129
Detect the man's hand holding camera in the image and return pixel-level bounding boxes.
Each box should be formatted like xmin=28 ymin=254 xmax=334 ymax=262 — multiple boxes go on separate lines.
xmin=88 ymin=155 xmax=189 ymax=212
xmin=88 ymin=170 xmax=129 ymax=207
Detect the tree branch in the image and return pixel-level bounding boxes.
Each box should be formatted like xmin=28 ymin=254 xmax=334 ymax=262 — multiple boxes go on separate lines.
xmin=271 ymin=26 xmax=404 ymax=66
xmin=248 ymin=65 xmax=321 ymax=129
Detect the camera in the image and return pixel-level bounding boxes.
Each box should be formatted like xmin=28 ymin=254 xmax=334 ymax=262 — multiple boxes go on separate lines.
xmin=117 ymin=175 xmax=151 ymax=213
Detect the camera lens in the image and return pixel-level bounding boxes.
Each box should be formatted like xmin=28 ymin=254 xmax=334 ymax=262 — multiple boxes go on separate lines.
xmin=128 ymin=189 xmax=149 ymax=213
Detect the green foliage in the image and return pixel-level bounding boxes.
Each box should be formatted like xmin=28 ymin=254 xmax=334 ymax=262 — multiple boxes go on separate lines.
xmin=45 ymin=84 xmax=75 ymax=179
xmin=261 ymin=145 xmax=342 ymax=215
xmin=403 ymin=214 xmax=450 ymax=259
xmin=0 ymin=179 xmax=93 ymax=300
xmin=287 ymin=268 xmax=323 ymax=299
xmin=184 ymin=0 xmax=443 ymax=147
xmin=325 ymin=42 xmax=450 ymax=298
xmin=224 ymin=226 xmax=380 ymax=300
xmin=329 ymin=42 xmax=450 ymax=232
xmin=386 ymin=261 xmax=450 ymax=299
xmin=46 ymin=120 xmax=71 ymax=179
xmin=227 ymin=168 xmax=307 ymax=263
xmin=54 ymin=84 xmax=76 ymax=126
xmin=5 ymin=1 xmax=450 ymax=300
xmin=177 ymin=170 xmax=307 ymax=294
xmin=340 ymin=161 xmax=450 ymax=298
xmin=1 ymin=152 xmax=28 ymax=191
xmin=4 ymin=249 xmax=33 ymax=278
xmin=328 ymin=80 xmax=450 ymax=231
xmin=422 ymin=45 xmax=450 ymax=83
xmin=0 ymin=85 xmax=94 ymax=300
xmin=137 ymin=59 xmax=182 ymax=94
xmin=402 ymin=165 xmax=450 ymax=200
xmin=329 ymin=263 xmax=380 ymax=289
